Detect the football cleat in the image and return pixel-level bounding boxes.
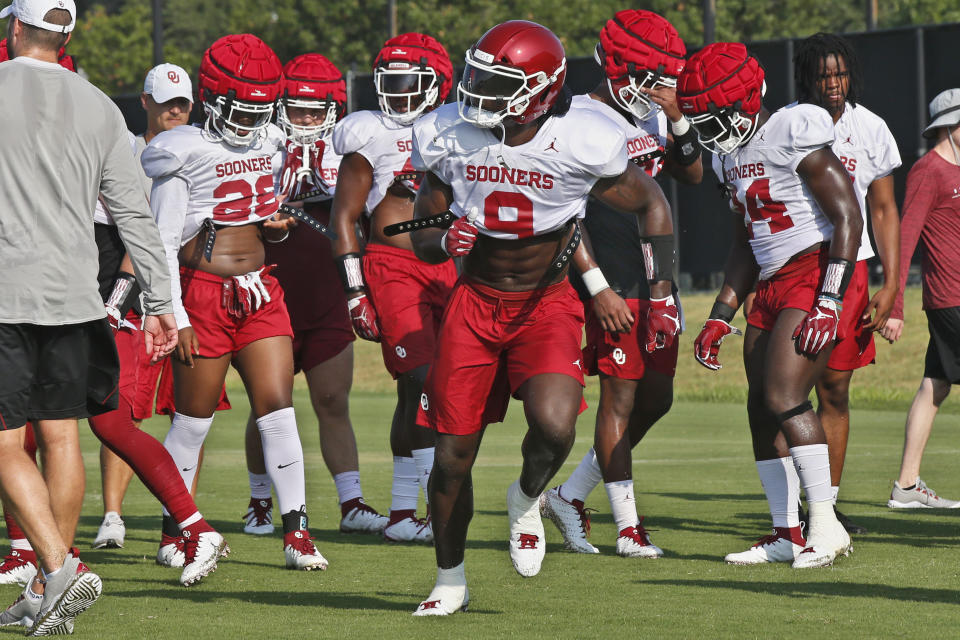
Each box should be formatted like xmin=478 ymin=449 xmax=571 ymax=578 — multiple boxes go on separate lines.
xmin=339 ymin=499 xmax=389 ymax=534
xmin=888 ymin=477 xmax=960 ymax=509
xmin=283 ymin=530 xmax=328 ymax=571
xmin=383 ymin=513 xmax=433 ymax=544
xmin=835 ymin=507 xmax=867 ymax=534
xmin=179 ymin=527 xmax=226 ymax=587
xmin=93 ymin=512 xmax=125 ymax=549
xmin=725 ymin=527 xmax=805 ymax=565
xmin=507 ymin=481 xmax=545 ymax=578
xmin=792 ymin=519 xmax=852 ymax=569
xmin=412 ymin=584 xmax=469 ymax=617
xmin=27 ymin=556 xmax=102 ymax=637
xmin=0 ymin=586 xmax=42 ymax=628
xmin=615 ymin=520 xmax=664 ymax=559
xmin=156 ymin=533 xmax=186 ymax=568
xmin=539 ymin=487 xmax=599 ymax=554
xmin=243 ymin=497 xmax=275 ymax=535
xmin=0 ymin=549 xmax=38 ymax=586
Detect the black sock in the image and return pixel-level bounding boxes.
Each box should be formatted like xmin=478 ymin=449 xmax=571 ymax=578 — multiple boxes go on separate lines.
xmin=281 ymin=509 xmax=308 ymax=534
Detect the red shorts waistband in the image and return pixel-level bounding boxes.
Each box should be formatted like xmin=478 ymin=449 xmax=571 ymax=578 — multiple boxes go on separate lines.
xmin=178 ymin=265 xmax=268 ymax=284
xmin=364 ymin=243 xmax=418 ymax=260
xmin=463 ymin=277 xmax=570 ymax=307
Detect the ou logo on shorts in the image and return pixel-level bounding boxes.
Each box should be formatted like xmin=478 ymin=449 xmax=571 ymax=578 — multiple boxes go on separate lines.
xmin=395 ymin=345 xmax=407 ymax=358
xmin=420 ymin=393 xmax=429 ymax=411
xmin=612 ymin=348 xmax=627 ymax=365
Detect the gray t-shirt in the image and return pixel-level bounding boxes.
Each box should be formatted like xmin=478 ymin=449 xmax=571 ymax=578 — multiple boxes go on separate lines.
xmin=0 ymin=56 xmax=172 ymax=325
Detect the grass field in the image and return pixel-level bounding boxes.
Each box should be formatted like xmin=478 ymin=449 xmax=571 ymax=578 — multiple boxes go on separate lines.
xmin=2 ymin=287 xmax=958 ymax=638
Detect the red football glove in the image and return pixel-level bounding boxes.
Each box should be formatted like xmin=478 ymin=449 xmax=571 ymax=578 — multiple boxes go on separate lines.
xmin=694 ymin=319 xmax=742 ymax=370
xmin=441 ymin=216 xmax=479 ymax=257
xmin=645 ymin=295 xmax=681 ymax=353
xmin=347 ymin=294 xmax=381 ymax=342
xmin=792 ymin=295 xmax=841 ymax=356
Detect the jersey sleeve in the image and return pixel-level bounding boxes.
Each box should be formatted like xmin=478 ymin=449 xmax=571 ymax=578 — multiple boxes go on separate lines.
xmin=768 ymin=104 xmax=835 ymax=172
xmin=150 ymin=175 xmax=191 ymax=329
xmin=566 ymin=110 xmax=629 ymax=179
xmin=872 ymin=119 xmax=902 ymax=179
xmin=411 ymin=109 xmax=445 ymax=175
xmin=332 ymin=111 xmax=376 ymax=158
xmin=140 ymin=131 xmax=186 ymax=180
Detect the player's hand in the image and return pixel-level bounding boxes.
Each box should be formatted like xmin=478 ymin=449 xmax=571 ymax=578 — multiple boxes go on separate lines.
xmin=694 ymin=318 xmax=741 ymax=370
xmin=640 ymin=86 xmax=682 ymax=122
xmin=347 ymin=293 xmax=381 ymax=342
xmin=880 ymin=317 xmax=903 ymax=343
xmin=863 ymin=286 xmax=896 ymax=332
xmin=441 ymin=216 xmax=479 ymax=257
xmin=175 ymin=326 xmax=201 ymax=367
xmin=792 ymin=296 xmax=841 ymax=356
xmin=592 ymin=289 xmax=634 ymax=334
xmin=143 ymin=314 xmax=178 ymax=363
xmin=645 ymin=295 xmax=680 ymax=353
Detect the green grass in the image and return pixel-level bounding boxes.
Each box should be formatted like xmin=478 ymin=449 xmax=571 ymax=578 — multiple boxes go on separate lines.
xmin=3 ymin=285 xmax=957 ymax=638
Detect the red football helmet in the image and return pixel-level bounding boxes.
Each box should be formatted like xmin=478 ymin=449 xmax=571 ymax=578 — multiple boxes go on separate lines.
xmin=457 ymin=20 xmax=567 ymax=128
xmin=373 ymin=33 xmax=452 ymax=125
xmin=677 ymin=42 xmax=765 ymax=155
xmin=596 ymin=10 xmax=685 ymax=121
xmin=198 ymin=34 xmax=283 ymax=147
xmin=0 ymin=38 xmax=75 ymax=70
xmin=278 ymin=53 xmax=346 ymax=144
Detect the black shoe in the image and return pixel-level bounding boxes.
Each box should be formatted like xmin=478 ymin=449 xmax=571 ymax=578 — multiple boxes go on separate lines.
xmin=835 ymin=507 xmax=867 ymax=534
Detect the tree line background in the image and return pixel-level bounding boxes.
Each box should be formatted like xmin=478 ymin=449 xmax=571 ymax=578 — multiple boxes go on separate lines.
xmin=67 ymin=0 xmax=960 ymax=96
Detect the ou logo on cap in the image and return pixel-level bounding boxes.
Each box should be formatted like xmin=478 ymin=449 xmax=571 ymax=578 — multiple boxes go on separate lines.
xmin=168 ymin=71 xmax=180 ymax=83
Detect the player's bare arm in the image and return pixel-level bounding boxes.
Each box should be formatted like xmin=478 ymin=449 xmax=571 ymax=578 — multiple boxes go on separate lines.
xmin=410 ymin=170 xmax=453 ymax=264
xmin=863 ymin=174 xmax=900 ymax=333
xmin=572 ymin=226 xmax=634 ymax=333
xmin=331 ymin=152 xmax=374 ymax=262
xmin=641 ymin=86 xmax=704 ymax=185
xmin=796 ymin=147 xmax=863 ymax=263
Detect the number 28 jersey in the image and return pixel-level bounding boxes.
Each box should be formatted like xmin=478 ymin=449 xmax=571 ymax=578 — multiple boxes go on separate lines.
xmin=412 ymin=102 xmax=628 ymax=239
xmin=712 ymin=103 xmax=836 ymax=280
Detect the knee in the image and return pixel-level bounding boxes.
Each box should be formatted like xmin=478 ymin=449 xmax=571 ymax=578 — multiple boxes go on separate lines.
xmin=169 ymin=412 xmax=214 ymax=447
xmin=763 ymin=388 xmax=809 ymax=418
xmin=930 ymin=378 xmax=952 ymax=406
xmin=310 ymin=387 xmax=348 ymax=419
xmin=527 ymin=409 xmax=577 ymax=453
xmin=817 ymin=375 xmax=851 ymax=414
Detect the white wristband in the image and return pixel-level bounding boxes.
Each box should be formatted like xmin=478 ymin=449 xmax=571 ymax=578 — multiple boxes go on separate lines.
xmin=581 ymin=267 xmax=610 ymax=297
xmin=670 ymin=116 xmax=691 ymax=136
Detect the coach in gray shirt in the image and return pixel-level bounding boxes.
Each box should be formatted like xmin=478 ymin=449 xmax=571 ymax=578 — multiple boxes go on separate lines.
xmin=0 ymin=0 xmax=175 ymax=632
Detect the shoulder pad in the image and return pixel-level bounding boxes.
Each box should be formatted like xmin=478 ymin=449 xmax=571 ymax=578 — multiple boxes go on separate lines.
xmin=558 ymin=104 xmax=628 ymax=178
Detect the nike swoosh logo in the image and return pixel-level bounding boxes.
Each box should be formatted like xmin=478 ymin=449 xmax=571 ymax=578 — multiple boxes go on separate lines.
xmin=181 ymin=466 xmax=195 ymax=472
xmin=277 ymin=461 xmax=300 ymax=469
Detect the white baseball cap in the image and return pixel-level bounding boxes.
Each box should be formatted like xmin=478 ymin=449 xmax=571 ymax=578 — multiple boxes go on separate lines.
xmin=923 ymin=88 xmax=960 ymax=139
xmin=0 ymin=0 xmax=76 ymax=33
xmin=143 ymin=63 xmax=193 ymax=104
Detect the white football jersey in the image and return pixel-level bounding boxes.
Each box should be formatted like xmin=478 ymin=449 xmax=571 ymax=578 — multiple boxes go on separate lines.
xmin=332 ymin=110 xmax=414 ymax=214
xmin=571 ymin=94 xmax=668 ymax=178
xmin=712 ymin=103 xmax=836 ymax=280
xmin=412 ymin=102 xmax=628 ymax=239
xmin=141 ymin=123 xmax=284 ymax=244
xmin=94 ymin=130 xmax=149 ymax=225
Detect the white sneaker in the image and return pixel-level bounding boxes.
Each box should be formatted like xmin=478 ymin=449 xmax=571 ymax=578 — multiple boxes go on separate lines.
xmin=725 ymin=529 xmax=805 ymax=565
xmin=93 ymin=512 xmax=125 ymax=549
xmin=539 ymin=487 xmax=599 ymax=554
xmin=180 ymin=530 xmax=226 ymax=586
xmin=888 ymin=477 xmax=960 ymax=509
xmin=383 ymin=514 xmax=433 ymax=544
xmin=413 ymin=584 xmax=469 ymax=616
xmin=507 ymin=481 xmax=545 ymax=578
xmin=340 ymin=500 xmax=389 ymax=534
xmin=283 ymin=530 xmax=328 ymax=571
xmin=0 ymin=550 xmax=38 ymax=586
xmin=616 ymin=522 xmax=664 ymax=558
xmin=243 ymin=497 xmax=275 ymax=535
xmin=156 ymin=534 xmax=186 ymax=568
xmin=793 ymin=520 xmax=852 ymax=569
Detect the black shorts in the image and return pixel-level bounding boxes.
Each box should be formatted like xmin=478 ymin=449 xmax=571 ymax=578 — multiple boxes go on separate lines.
xmin=0 ymin=319 xmax=120 ymax=429
xmin=924 ymin=306 xmax=960 ymax=384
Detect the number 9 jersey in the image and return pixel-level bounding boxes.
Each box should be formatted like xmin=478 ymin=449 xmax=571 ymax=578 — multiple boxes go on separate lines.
xmin=712 ymin=102 xmax=836 ymax=280
xmin=412 ymin=102 xmax=628 ymax=238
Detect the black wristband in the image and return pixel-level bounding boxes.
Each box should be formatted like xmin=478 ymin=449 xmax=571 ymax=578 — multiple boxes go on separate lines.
xmin=106 ymin=272 xmax=139 ymax=317
xmin=336 ymin=253 xmax=365 ymax=294
xmin=672 ymin=128 xmax=701 ymax=167
xmin=709 ymin=300 xmax=737 ymax=323
xmin=640 ymin=234 xmax=675 ymax=283
xmin=820 ymin=258 xmax=854 ymax=300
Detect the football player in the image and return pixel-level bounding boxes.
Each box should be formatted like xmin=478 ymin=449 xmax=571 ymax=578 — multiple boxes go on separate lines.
xmin=240 ymin=52 xmax=388 ymax=536
xmin=330 ymin=33 xmax=454 ymax=543
xmin=793 ymin=33 xmax=901 ymax=533
xmin=541 ymin=9 xmax=701 ymax=559
xmin=409 ymin=21 xmax=677 ymax=615
xmin=679 ymin=43 xmax=859 ymax=568
xmin=141 ymin=34 xmax=327 ymax=571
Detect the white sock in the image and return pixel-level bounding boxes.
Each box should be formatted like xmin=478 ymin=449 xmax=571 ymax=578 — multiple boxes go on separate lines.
xmin=177 ymin=512 xmax=201 ymax=529
xmin=830 ymin=485 xmax=840 ymax=505
xmin=756 ymin=457 xmax=801 ymax=528
xmin=790 ymin=444 xmax=833 ymax=505
xmin=390 ymin=456 xmax=420 ymax=513
xmin=11 ymin=539 xmax=32 ymax=551
xmin=257 ymin=407 xmax=306 ymax=514
xmin=163 ymin=412 xmax=214 ymax=497
xmin=249 ymin=472 xmax=272 ymax=500
xmin=559 ymin=448 xmax=603 ymax=503
xmin=436 ymin=562 xmax=466 ymax=586
xmin=604 ymin=480 xmax=638 ymax=532
xmin=411 ymin=447 xmax=435 ymax=505
xmin=508 ymin=480 xmax=539 ymax=513
xmin=334 ymin=471 xmax=363 ymax=504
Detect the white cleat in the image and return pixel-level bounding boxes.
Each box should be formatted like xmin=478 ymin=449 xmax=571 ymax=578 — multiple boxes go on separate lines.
xmin=243 ymin=498 xmax=275 ymax=535
xmin=0 ymin=550 xmax=38 ymax=586
xmin=616 ymin=523 xmax=664 ymax=559
xmin=156 ymin=534 xmax=186 ymax=568
xmin=284 ymin=530 xmax=328 ymax=571
xmin=180 ymin=530 xmax=226 ymax=586
xmin=725 ymin=529 xmax=805 ymax=565
xmin=413 ymin=584 xmax=469 ymax=616
xmin=539 ymin=487 xmax=599 ymax=554
xmin=507 ymin=481 xmax=545 ymax=578
xmin=383 ymin=515 xmax=433 ymax=544
xmin=792 ymin=520 xmax=852 ymax=569
xmin=93 ymin=512 xmax=125 ymax=549
xmin=340 ymin=500 xmax=389 ymax=534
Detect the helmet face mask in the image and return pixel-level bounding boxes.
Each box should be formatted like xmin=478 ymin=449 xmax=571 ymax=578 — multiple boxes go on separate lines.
xmin=374 ymin=65 xmax=439 ymax=125
xmin=204 ymin=95 xmax=276 ymax=147
xmin=608 ymin=70 xmax=677 ymax=121
xmin=278 ymin=98 xmax=338 ymax=144
xmin=687 ymin=107 xmax=759 ymax=155
xmin=457 ymin=51 xmax=565 ymax=129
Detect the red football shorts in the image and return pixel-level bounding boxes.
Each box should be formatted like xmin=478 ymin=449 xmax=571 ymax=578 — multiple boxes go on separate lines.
xmin=291 ymin=324 xmax=354 ymax=374
xmin=363 ymin=244 xmax=457 ymax=378
xmin=826 ymin=260 xmax=875 ymax=370
xmin=747 ymin=249 xmax=863 ymax=347
xmin=113 ymin=311 xmax=164 ymax=420
xmin=583 ymin=297 xmax=679 ymax=379
xmin=154 ymin=358 xmax=231 ymax=417
xmin=417 ymin=278 xmax=586 ymax=436
xmin=179 ymin=266 xmax=294 ymax=359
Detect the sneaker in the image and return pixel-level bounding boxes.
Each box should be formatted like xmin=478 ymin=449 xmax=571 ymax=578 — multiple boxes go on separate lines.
xmin=156 ymin=533 xmax=186 ymax=568
xmin=27 ymin=556 xmax=102 ymax=637
xmin=835 ymin=507 xmax=867 ymax=534
xmin=340 ymin=499 xmax=389 ymax=534
xmin=92 ymin=512 xmax=125 ymax=549
xmin=413 ymin=585 xmax=469 ymax=616
xmin=725 ymin=527 xmax=806 ymax=565
xmin=792 ymin=519 xmax=852 ymax=569
xmin=68 ymin=548 xmax=89 ymax=575
xmin=0 ymin=584 xmax=42 ymax=628
xmin=383 ymin=513 xmax=433 ymax=544
xmin=507 ymin=481 xmax=545 ymax=578
xmin=0 ymin=549 xmax=38 ymax=586
xmin=243 ymin=497 xmax=275 ymax=535
xmin=179 ymin=524 xmax=226 ymax=587
xmin=616 ymin=520 xmax=664 ymax=558
xmin=888 ymin=478 xmax=960 ymax=509
xmin=539 ymin=487 xmax=599 ymax=554
xmin=283 ymin=530 xmax=328 ymax=571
